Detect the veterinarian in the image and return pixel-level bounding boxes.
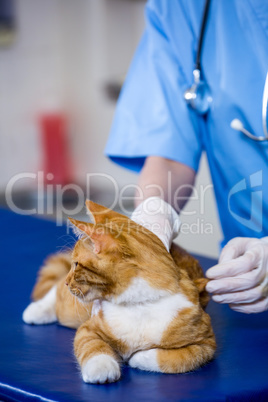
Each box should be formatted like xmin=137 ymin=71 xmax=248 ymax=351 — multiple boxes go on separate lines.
xmin=105 ymin=0 xmax=268 ymax=313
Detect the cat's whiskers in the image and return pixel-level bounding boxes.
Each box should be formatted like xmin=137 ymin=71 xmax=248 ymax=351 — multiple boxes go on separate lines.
xmin=66 ymin=285 xmax=74 ymax=305
xmin=76 ymin=288 xmax=91 ymax=317
xmin=66 ymin=285 xmax=85 ymax=321
xmin=62 ymin=284 xmax=85 ymax=323
xmin=74 ymin=292 xmax=83 ymax=322
xmin=71 ymin=289 xmax=83 ymax=323
xmin=56 ymin=234 xmax=76 ymax=253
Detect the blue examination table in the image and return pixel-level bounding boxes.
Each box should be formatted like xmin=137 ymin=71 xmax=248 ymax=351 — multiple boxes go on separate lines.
xmin=0 ymin=209 xmax=268 ymax=401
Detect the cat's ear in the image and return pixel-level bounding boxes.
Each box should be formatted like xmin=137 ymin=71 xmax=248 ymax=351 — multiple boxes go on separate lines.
xmin=85 ymin=200 xmax=125 ymax=224
xmin=68 ymin=218 xmax=90 ymax=239
xmin=68 ymin=217 xmax=117 ymax=254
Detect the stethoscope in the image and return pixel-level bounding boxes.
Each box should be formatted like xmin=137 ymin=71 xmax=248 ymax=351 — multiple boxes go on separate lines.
xmin=184 ymin=0 xmax=268 ymax=141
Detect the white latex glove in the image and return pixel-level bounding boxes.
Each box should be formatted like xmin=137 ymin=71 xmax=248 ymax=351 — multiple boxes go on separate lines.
xmin=131 ymin=197 xmax=181 ymax=251
xmin=206 ymin=237 xmax=268 ymax=313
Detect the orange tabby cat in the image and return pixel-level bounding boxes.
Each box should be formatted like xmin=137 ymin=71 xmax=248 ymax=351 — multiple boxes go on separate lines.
xmin=23 ymin=200 xmax=216 ymax=383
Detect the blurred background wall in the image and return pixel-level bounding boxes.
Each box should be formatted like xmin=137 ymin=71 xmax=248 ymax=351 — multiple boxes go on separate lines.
xmin=0 ymin=0 xmax=222 ymax=258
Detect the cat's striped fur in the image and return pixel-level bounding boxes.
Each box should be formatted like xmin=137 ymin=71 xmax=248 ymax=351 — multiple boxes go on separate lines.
xmin=23 ymin=200 xmax=216 ymax=383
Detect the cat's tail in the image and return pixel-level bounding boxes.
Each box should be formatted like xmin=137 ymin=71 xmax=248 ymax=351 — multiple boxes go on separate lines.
xmin=32 ymin=252 xmax=72 ymax=301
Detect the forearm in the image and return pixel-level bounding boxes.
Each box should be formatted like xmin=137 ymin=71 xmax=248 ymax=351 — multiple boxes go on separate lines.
xmin=135 ymin=156 xmax=196 ymax=212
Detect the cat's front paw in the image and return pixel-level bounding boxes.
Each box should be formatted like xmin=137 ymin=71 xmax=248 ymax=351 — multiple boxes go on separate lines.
xmin=22 ymin=300 xmax=57 ymax=325
xmin=22 ymin=286 xmax=57 ymax=325
xmin=82 ymin=354 xmax=120 ymax=384
xmin=128 ymin=349 xmax=161 ymax=372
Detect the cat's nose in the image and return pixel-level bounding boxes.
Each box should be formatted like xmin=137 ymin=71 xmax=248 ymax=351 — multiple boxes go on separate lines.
xmin=65 ymin=281 xmax=69 ymax=286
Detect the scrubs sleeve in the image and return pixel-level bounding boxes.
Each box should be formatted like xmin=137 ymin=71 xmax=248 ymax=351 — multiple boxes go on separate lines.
xmin=104 ymin=1 xmax=203 ymax=173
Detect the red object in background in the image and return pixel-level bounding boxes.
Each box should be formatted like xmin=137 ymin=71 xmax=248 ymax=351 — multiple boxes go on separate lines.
xmin=39 ymin=113 xmax=72 ymax=185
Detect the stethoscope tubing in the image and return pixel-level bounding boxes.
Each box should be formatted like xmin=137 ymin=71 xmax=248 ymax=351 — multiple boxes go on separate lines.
xmin=195 ymin=0 xmax=211 ymax=73
xmin=262 ymin=71 xmax=268 ymax=139
xmin=184 ymin=0 xmax=268 ymax=141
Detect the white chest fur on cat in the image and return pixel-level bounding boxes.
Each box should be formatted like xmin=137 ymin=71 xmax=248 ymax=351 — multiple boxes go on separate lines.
xmin=100 ymin=277 xmax=193 ymax=360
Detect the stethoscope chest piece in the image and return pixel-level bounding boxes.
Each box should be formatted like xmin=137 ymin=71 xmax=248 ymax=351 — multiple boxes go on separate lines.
xmin=184 ymin=69 xmax=212 ymax=115
xmin=183 ymin=0 xmax=268 ymax=139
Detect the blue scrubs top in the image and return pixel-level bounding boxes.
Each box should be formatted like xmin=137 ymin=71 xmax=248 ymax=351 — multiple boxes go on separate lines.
xmin=105 ymin=0 xmax=268 ymax=247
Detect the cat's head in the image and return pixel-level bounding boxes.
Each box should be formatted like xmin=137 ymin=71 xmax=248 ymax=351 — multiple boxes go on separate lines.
xmin=66 ymin=200 xmax=180 ymax=304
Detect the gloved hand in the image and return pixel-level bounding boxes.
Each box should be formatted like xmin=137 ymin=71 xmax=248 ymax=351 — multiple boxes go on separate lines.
xmin=205 ymin=237 xmax=268 ymax=313
xmin=131 ymin=196 xmax=181 ymax=251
